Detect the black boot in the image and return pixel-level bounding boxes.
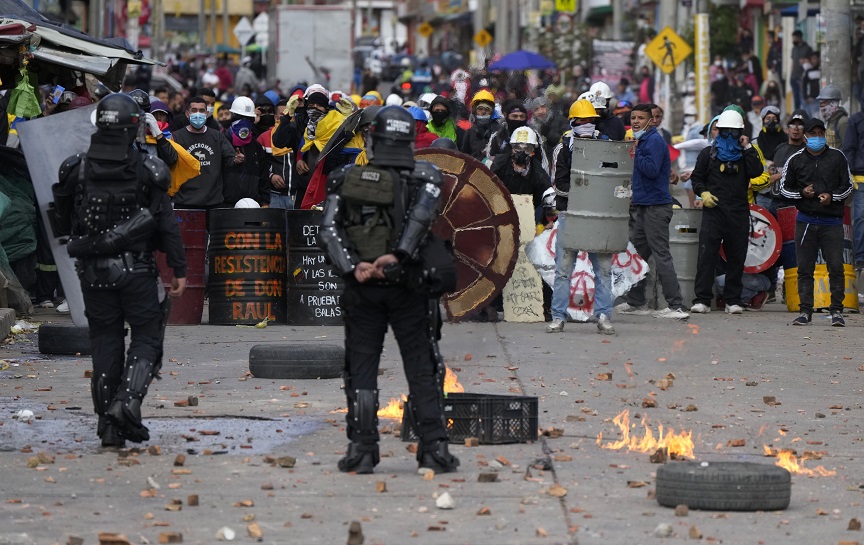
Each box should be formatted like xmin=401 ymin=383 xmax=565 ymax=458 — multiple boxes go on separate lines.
xmin=418 ymin=439 xmax=460 ymax=473
xmin=338 ymin=442 xmax=380 ymax=474
xmin=98 ymin=416 xmax=126 ymax=448
xmin=106 ymin=355 xmax=159 ymax=443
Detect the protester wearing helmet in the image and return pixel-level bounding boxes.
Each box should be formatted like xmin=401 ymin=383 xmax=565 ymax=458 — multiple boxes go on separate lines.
xmin=409 ymin=106 xmax=437 ymax=149
xmin=52 ymin=93 xmax=187 ymax=448
xmin=589 ymin=81 xmax=626 ymax=141
xmin=545 ymin=105 xmax=616 ymax=335
xmin=222 ymin=96 xmax=270 ymax=207
xmin=549 ymin=99 xmax=599 ymax=211
xmin=486 ymin=99 xmax=549 ymax=172
xmin=780 ymin=116 xmax=854 ymax=326
xmin=689 ymin=108 xmax=764 ymax=315
xmin=754 ymin=105 xmax=785 ymax=163
xmin=461 ymin=89 xmax=501 ymax=160
xmin=385 ymin=93 xmax=403 ymax=107
xmin=319 ymin=105 xmax=459 ymax=476
xmin=528 ymin=95 xmax=569 ymax=160
xmin=816 ymin=84 xmax=848 ymax=149
xmin=491 ymin=126 xmax=552 ymax=216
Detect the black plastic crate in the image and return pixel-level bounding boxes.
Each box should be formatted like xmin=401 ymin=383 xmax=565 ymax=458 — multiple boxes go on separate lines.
xmin=400 ymin=393 xmax=538 ymax=444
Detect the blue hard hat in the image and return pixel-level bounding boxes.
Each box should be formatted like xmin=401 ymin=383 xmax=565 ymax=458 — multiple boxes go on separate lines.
xmin=407 ymin=106 xmax=427 ymax=122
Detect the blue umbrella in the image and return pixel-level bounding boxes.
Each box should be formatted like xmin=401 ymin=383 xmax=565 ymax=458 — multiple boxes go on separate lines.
xmin=487 ymin=50 xmax=557 ymax=71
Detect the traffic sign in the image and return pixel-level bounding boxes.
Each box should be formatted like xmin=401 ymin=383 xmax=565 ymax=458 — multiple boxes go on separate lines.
xmin=554 ymin=12 xmax=573 ymax=34
xmin=645 ymin=27 xmax=692 ymax=74
xmin=555 ymin=0 xmax=577 ymax=11
xmin=418 ymin=22 xmax=434 ymax=38
xmin=233 ymin=16 xmax=254 ymax=47
xmin=474 ymin=29 xmax=492 ymax=47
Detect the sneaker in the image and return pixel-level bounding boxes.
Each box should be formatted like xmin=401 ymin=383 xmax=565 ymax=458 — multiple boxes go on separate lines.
xmin=831 ymin=311 xmax=846 ymax=327
xmin=36 ymin=300 xmax=54 ymax=309
xmin=615 ymin=302 xmax=651 ymax=315
xmin=653 ymin=307 xmax=689 ymax=319
xmin=792 ymin=312 xmax=811 ymax=326
xmin=690 ymin=303 xmax=711 ymax=314
xmin=766 ymin=293 xmax=777 ymax=304
xmin=747 ymin=291 xmax=768 ymax=311
xmin=55 ymin=300 xmax=69 ymax=314
xmin=725 ymin=304 xmax=744 ymax=315
xmin=545 ymin=319 xmax=565 ymax=333
xmin=596 ymin=314 xmax=615 ymax=335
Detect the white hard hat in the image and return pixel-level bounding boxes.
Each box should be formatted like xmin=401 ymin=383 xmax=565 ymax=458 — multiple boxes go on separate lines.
xmin=304 ymin=84 xmax=328 ymax=98
xmin=418 ymin=93 xmax=438 ymax=109
xmin=578 ymin=91 xmax=606 ymax=110
xmin=684 ymin=105 xmax=698 ymax=116
xmin=589 ymin=81 xmax=614 ymax=100
xmin=234 ymin=198 xmax=260 ymax=209
xmin=385 ymin=93 xmax=403 ymax=106
xmin=716 ymin=109 xmax=745 ymax=129
xmin=230 ymin=96 xmax=255 ymax=117
xmin=509 ymin=126 xmax=539 ymax=146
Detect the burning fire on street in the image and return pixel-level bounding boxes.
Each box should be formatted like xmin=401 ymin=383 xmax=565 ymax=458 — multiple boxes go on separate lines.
xmin=597 ymin=409 xmax=695 ymax=459
xmin=763 ymin=445 xmax=836 ymax=476
xmin=332 ymin=367 xmax=465 ymax=420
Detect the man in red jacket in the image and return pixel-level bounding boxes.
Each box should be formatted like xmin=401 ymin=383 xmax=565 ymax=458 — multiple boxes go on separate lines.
xmin=409 ymin=106 xmax=437 ymax=148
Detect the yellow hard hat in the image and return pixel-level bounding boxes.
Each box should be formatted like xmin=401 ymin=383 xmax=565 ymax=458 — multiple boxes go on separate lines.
xmin=568 ymin=99 xmax=598 ymax=120
xmin=350 ymin=94 xmax=362 ymax=106
xmin=471 ymin=89 xmax=495 ymax=107
xmin=367 ymin=90 xmax=383 ymax=102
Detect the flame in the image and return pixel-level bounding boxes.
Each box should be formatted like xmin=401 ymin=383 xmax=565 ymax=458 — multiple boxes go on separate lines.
xmin=444 ymin=366 xmax=464 ymax=393
xmin=377 ymin=394 xmax=408 ymax=419
xmin=774 ymin=450 xmax=836 ymax=476
xmin=596 ymin=409 xmax=695 ymax=459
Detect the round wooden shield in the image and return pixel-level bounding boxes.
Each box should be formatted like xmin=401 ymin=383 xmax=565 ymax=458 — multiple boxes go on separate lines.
xmin=415 ymin=148 xmax=520 ymax=321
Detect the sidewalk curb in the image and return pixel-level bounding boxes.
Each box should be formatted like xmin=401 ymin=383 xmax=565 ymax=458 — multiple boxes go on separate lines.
xmin=0 ymin=308 xmax=14 ymax=341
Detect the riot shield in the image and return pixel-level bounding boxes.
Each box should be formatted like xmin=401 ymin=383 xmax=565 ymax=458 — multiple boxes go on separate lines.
xmin=16 ymin=105 xmax=97 ymax=327
xmin=415 ymin=148 xmax=520 ymax=321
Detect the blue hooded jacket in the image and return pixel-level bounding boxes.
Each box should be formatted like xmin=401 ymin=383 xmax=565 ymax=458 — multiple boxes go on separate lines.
xmin=631 ymin=126 xmax=672 ymax=206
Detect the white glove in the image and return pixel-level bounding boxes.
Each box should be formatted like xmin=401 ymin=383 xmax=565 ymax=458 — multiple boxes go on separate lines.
xmin=143 ymin=112 xmax=161 ymax=138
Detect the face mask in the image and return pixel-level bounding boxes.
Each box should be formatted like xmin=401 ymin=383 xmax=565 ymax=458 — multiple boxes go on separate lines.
xmin=684 ymin=115 xmax=696 ymax=124
xmin=206 ymin=105 xmax=214 ymax=116
xmin=189 ymin=112 xmax=207 ymax=129
xmin=431 ymin=111 xmax=449 ymax=125
xmin=819 ymin=103 xmax=839 ymax=121
xmin=219 ymin=119 xmax=233 ymax=129
xmin=513 ymin=150 xmax=530 ymax=166
xmin=258 ymin=114 xmax=276 ymax=128
xmin=507 ymin=119 xmax=526 ymax=133
xmin=156 ymin=120 xmax=169 ymax=132
xmin=231 ymin=119 xmax=254 ymax=146
xmin=806 ymin=135 xmax=826 ymax=152
xmin=474 ymin=114 xmax=491 ymax=126
xmin=802 ymin=62 xmax=812 ymax=71
xmin=573 ymin=123 xmax=595 ymax=137
xmin=715 ymin=134 xmax=743 ymax=161
xmin=765 ymin=121 xmax=779 ymax=132
xmin=633 ymin=128 xmax=646 ymax=140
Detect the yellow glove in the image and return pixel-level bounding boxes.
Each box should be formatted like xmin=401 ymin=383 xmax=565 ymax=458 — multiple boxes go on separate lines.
xmin=700 ymin=191 xmax=719 ymax=208
xmin=335 ymin=98 xmax=355 ymax=116
xmin=535 ymin=223 xmax=545 ymax=236
xmin=852 ymin=175 xmax=864 ymax=190
xmin=285 ymin=95 xmax=300 ymax=116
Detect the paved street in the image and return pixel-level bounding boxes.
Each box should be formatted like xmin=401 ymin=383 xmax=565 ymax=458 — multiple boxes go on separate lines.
xmin=1 ymin=303 xmax=862 ymax=545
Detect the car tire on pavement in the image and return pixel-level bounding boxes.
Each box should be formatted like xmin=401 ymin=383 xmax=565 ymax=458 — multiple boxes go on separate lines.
xmin=656 ymin=461 xmax=791 ymax=511
xmin=38 ymin=323 xmax=92 ymax=356
xmin=248 ymin=344 xmax=344 ymax=380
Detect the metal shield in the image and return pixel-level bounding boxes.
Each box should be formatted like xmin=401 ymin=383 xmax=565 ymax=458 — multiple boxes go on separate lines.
xmin=415 ymin=148 xmax=520 ymax=321
xmin=16 ymin=105 xmax=97 ymax=327
xmin=720 ymin=204 xmax=782 ymax=274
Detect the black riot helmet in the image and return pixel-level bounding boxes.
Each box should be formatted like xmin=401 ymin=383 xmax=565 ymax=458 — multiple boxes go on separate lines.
xmin=95 ymin=93 xmax=141 ymax=130
xmin=369 ymin=105 xmax=416 ymax=169
xmin=128 ymin=89 xmax=151 ymax=112
xmin=430 ymin=137 xmax=457 ymax=150
xmin=359 ymin=105 xmax=381 ymax=127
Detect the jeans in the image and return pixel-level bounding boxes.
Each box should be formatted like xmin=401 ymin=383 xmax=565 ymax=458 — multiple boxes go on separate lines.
xmin=854 ymin=186 xmax=864 ymax=266
xmin=693 ymin=208 xmax=750 ymax=306
xmin=795 ymin=221 xmax=845 ymax=313
xmin=625 ymin=204 xmax=684 ymax=309
xmin=715 ymin=273 xmax=771 ymax=303
xmin=790 ymin=77 xmax=803 ymax=110
xmin=550 ymin=216 xmax=613 ymax=321
xmin=269 ymin=192 xmax=295 ymax=209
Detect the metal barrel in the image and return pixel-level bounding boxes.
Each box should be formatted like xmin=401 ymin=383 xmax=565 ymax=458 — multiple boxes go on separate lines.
xmin=157 ymin=209 xmax=206 ymax=324
xmin=559 ymin=139 xmax=633 ymax=253
xmin=285 ymin=210 xmax=344 ymax=325
xmin=207 ymin=208 xmax=288 ymax=325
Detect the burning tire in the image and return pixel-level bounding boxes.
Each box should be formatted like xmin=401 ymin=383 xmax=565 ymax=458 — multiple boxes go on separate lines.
xmin=38 ymin=323 xmax=92 ymax=356
xmin=248 ymin=344 xmax=343 ymax=380
xmin=656 ymin=461 xmax=791 ymax=511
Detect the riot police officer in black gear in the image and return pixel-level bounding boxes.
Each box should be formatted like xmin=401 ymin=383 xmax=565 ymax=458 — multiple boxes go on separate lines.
xmin=52 ymin=93 xmax=187 ymax=447
xmin=319 ymin=105 xmax=460 ymax=475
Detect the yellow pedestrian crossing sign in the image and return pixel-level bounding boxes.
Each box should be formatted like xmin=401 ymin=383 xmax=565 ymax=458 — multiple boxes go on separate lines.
xmin=646 ymin=27 xmax=692 ymax=74
xmin=418 ymin=22 xmax=434 ymax=38
xmin=474 ymin=29 xmax=492 ymax=48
